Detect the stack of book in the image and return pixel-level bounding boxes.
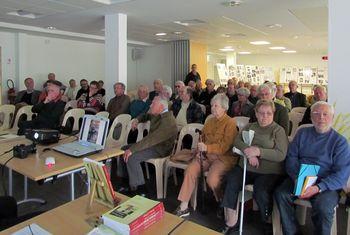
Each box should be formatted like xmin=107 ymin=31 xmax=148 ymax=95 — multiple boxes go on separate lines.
xmin=102 ymin=196 xmax=164 ymax=235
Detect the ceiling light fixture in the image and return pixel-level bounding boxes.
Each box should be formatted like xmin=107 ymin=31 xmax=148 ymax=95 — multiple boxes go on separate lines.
xmin=228 ymin=0 xmax=243 ymax=6
xmin=282 ymin=50 xmax=297 ymax=53
xmin=91 ymin=0 xmax=133 ymax=5
xmin=155 ymin=32 xmax=167 ymax=36
xmin=221 ymin=33 xmax=231 ymax=38
xmin=219 ymin=48 xmax=235 ymax=52
xmin=269 ymin=46 xmax=286 ymax=50
xmin=157 ymin=38 xmax=169 ymax=42
xmin=266 ymin=24 xmax=282 ymax=29
xmin=173 ymin=31 xmax=183 ymax=35
xmin=7 ymin=10 xmax=38 ymax=19
xmin=238 ymin=51 xmax=251 ymax=55
xmin=250 ymin=41 xmax=270 ymax=45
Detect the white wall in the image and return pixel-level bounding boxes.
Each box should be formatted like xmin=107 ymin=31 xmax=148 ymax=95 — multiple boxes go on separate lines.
xmin=0 ymin=30 xmax=172 ymax=103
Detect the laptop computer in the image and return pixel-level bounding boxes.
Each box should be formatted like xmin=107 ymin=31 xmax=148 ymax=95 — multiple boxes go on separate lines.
xmin=53 ymin=115 xmax=109 ymax=158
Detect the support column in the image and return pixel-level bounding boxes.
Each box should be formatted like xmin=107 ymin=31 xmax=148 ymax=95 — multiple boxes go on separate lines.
xmin=328 ymin=1 xmax=350 ymax=114
xmin=105 ymin=14 xmax=127 ymax=102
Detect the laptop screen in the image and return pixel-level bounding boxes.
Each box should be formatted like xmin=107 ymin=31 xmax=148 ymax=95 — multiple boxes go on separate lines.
xmin=79 ymin=115 xmax=109 ymax=147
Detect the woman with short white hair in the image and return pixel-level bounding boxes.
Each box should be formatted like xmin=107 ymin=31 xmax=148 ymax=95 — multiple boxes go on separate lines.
xmin=227 ymin=87 xmax=254 ymax=118
xmin=175 ymin=93 xmax=238 ymax=217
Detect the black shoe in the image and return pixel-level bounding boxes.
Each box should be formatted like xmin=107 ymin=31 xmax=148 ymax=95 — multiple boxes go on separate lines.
xmin=174 ymin=206 xmax=190 ymax=218
xmin=221 ymin=223 xmax=239 ymax=235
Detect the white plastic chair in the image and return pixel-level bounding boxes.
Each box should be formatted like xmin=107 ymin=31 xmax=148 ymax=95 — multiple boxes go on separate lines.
xmin=107 ymin=114 xmax=131 ymax=146
xmin=96 ymin=111 xmax=109 ymax=118
xmin=136 ymin=121 xmax=151 ymax=143
xmin=289 ymin=123 xmax=313 ymax=142
xmin=61 ymin=108 xmax=85 ymax=132
xmin=291 ymin=107 xmax=307 ymax=115
xmin=163 ymin=123 xmax=203 ymax=204
xmin=64 ymin=100 xmax=78 ymax=111
xmin=0 ymin=104 xmax=15 ymax=130
xmin=288 ymin=112 xmax=305 ymax=140
xmin=12 ymin=105 xmax=34 ymax=129
xmin=234 ymin=116 xmax=250 ymax=132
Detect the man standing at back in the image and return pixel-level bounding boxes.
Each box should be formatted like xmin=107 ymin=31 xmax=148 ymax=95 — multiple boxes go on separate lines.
xmin=184 ymin=64 xmax=201 ymax=85
xmin=284 ymin=80 xmax=307 ymax=108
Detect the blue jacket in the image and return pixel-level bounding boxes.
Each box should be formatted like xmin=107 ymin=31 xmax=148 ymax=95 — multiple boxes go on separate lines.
xmin=286 ymin=126 xmax=350 ymax=191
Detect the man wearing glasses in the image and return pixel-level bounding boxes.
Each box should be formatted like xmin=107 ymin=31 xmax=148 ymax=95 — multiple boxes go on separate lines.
xmin=274 ymin=101 xmax=350 ymax=235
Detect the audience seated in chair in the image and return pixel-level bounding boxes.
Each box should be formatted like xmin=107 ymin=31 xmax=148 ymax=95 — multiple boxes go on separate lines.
xmin=175 ymin=94 xmax=238 ymax=218
xmin=227 ymin=87 xmax=254 ymax=118
xmin=14 ymin=77 xmax=41 ymax=106
xmin=117 ymin=96 xmax=178 ymax=196
xmin=170 ymin=81 xmax=185 ymax=102
xmin=197 ymin=79 xmax=217 ymax=117
xmin=65 ymin=79 xmax=78 ymax=101
xmin=77 ymin=81 xmax=104 ymax=114
xmin=97 ymin=80 xmax=106 ymax=97
xmin=275 ymin=84 xmax=292 ymax=112
xmin=300 ymin=85 xmax=327 ymax=125
xmin=222 ymin=100 xmax=288 ymax=234
xmin=248 ymin=85 xmax=259 ymax=105
xmin=274 ymin=101 xmax=350 ymax=235
xmin=284 ymin=80 xmax=307 ymax=108
xmin=226 ymin=79 xmax=238 ymax=109
xmin=149 ymin=79 xmax=163 ymax=101
xmin=107 ymin=82 xmax=130 ymax=123
xmin=18 ymin=80 xmax=66 ymax=135
xmin=76 ymin=79 xmax=89 ymax=100
xmin=250 ymin=83 xmax=289 ymax=135
xmin=171 ymin=86 xmax=204 ymax=131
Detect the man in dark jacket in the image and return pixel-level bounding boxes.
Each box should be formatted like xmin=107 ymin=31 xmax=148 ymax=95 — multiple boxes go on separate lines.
xmin=18 ymin=80 xmax=66 ymax=135
xmin=284 ymin=80 xmax=307 ymax=108
xmin=14 ymin=77 xmax=41 ymax=105
xmin=197 ymin=79 xmax=217 ymax=117
xmin=184 ymin=64 xmax=201 ymax=85
xmin=171 ymin=86 xmax=204 ymax=129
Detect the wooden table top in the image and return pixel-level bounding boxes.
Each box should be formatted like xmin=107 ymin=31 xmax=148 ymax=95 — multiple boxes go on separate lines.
xmin=0 ymin=194 xmax=220 ymax=235
xmin=0 ymin=135 xmax=124 ymax=181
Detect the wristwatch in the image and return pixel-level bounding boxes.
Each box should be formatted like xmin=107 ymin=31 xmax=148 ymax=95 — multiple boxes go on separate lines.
xmin=317 ymin=185 xmax=322 ymax=193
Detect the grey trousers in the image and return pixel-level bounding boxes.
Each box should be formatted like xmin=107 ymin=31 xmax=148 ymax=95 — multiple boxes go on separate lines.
xmin=123 ymin=147 xmax=162 ymax=188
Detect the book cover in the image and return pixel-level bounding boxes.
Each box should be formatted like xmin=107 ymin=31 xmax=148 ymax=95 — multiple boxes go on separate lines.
xmin=102 ymin=196 xmax=162 ymax=234
xmin=294 ymin=164 xmax=320 ymax=196
xmin=301 ymin=176 xmax=318 ymax=195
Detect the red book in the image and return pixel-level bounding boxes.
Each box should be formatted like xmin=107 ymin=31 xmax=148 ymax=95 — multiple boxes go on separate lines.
xmin=129 ymin=202 xmax=164 ymax=230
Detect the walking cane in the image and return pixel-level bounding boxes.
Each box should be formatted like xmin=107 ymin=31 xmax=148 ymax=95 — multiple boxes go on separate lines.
xmin=195 ymin=129 xmax=206 ymax=213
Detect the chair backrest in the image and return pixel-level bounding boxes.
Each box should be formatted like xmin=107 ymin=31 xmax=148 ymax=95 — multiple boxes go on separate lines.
xmin=291 ymin=107 xmax=307 ymax=115
xmin=12 ymin=105 xmax=34 ymax=129
xmin=289 ymin=123 xmax=314 ymax=142
xmin=175 ymin=123 xmax=204 ymax=154
xmin=0 ymin=104 xmax=15 ymax=130
xmin=96 ymin=111 xmax=109 ymax=118
xmin=107 ymin=114 xmax=131 ymax=145
xmin=136 ymin=121 xmax=151 ymax=142
xmin=64 ymin=100 xmax=78 ymax=111
xmin=61 ymin=108 xmax=85 ymax=131
xmin=289 ymin=112 xmax=305 ymax=139
xmin=204 ymin=114 xmax=214 ymax=124
xmin=234 ymin=116 xmax=250 ymax=132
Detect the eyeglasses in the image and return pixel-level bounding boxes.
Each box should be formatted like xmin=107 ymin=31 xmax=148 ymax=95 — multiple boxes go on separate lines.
xmin=175 ymin=85 xmax=180 ymax=88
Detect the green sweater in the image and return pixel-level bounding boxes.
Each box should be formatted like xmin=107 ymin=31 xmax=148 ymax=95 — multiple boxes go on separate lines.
xmin=130 ymin=111 xmax=178 ymax=156
xmin=235 ymin=122 xmax=289 ymax=175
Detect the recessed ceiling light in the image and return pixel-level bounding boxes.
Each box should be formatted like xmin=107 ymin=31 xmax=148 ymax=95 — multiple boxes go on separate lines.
xmin=238 ymin=51 xmax=251 ymax=55
xmin=46 ymin=26 xmax=56 ymax=30
xmin=250 ymin=41 xmax=270 ymax=45
xmin=224 ymin=46 xmax=233 ymax=49
xmin=173 ymin=31 xmax=183 ymax=35
xmin=293 ymin=35 xmax=299 ymax=39
xmin=266 ymin=24 xmax=282 ymax=29
xmin=269 ymin=46 xmax=286 ymax=50
xmin=155 ymin=32 xmax=167 ymax=36
xmin=229 ymin=0 xmax=243 ymax=6
xmin=219 ymin=48 xmax=235 ymax=52
xmin=282 ymin=50 xmax=297 ymax=53
xmin=7 ymin=10 xmax=39 ymax=19
xmin=221 ymin=33 xmax=231 ymax=38
xmin=91 ymin=0 xmax=133 ymax=5
xmin=157 ymin=38 xmax=169 ymax=42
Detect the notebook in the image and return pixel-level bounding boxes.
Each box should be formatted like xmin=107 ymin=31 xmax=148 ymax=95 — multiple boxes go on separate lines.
xmin=53 ymin=115 xmax=109 ymax=158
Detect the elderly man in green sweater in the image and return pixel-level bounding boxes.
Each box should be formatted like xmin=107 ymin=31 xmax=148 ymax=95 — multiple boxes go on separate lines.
xmin=121 ymin=96 xmax=178 ymax=195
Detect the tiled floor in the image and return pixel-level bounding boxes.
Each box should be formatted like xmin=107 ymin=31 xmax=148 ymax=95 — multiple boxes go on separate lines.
xmin=0 ymin=166 xmax=348 ymax=234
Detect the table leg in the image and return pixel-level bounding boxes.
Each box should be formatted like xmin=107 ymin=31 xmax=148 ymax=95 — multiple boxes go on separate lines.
xmin=87 ymin=173 xmax=91 ymax=194
xmin=8 ymin=168 xmax=13 ymax=196
xmin=71 ymin=172 xmax=75 ymax=201
xmin=17 ymin=176 xmax=46 ymax=205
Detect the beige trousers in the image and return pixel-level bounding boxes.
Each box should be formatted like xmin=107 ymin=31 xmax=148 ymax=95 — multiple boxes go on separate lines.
xmin=177 ymin=154 xmax=229 ymax=202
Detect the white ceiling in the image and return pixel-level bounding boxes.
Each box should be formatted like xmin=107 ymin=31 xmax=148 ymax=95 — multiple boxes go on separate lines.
xmin=0 ymin=0 xmax=328 ymax=55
